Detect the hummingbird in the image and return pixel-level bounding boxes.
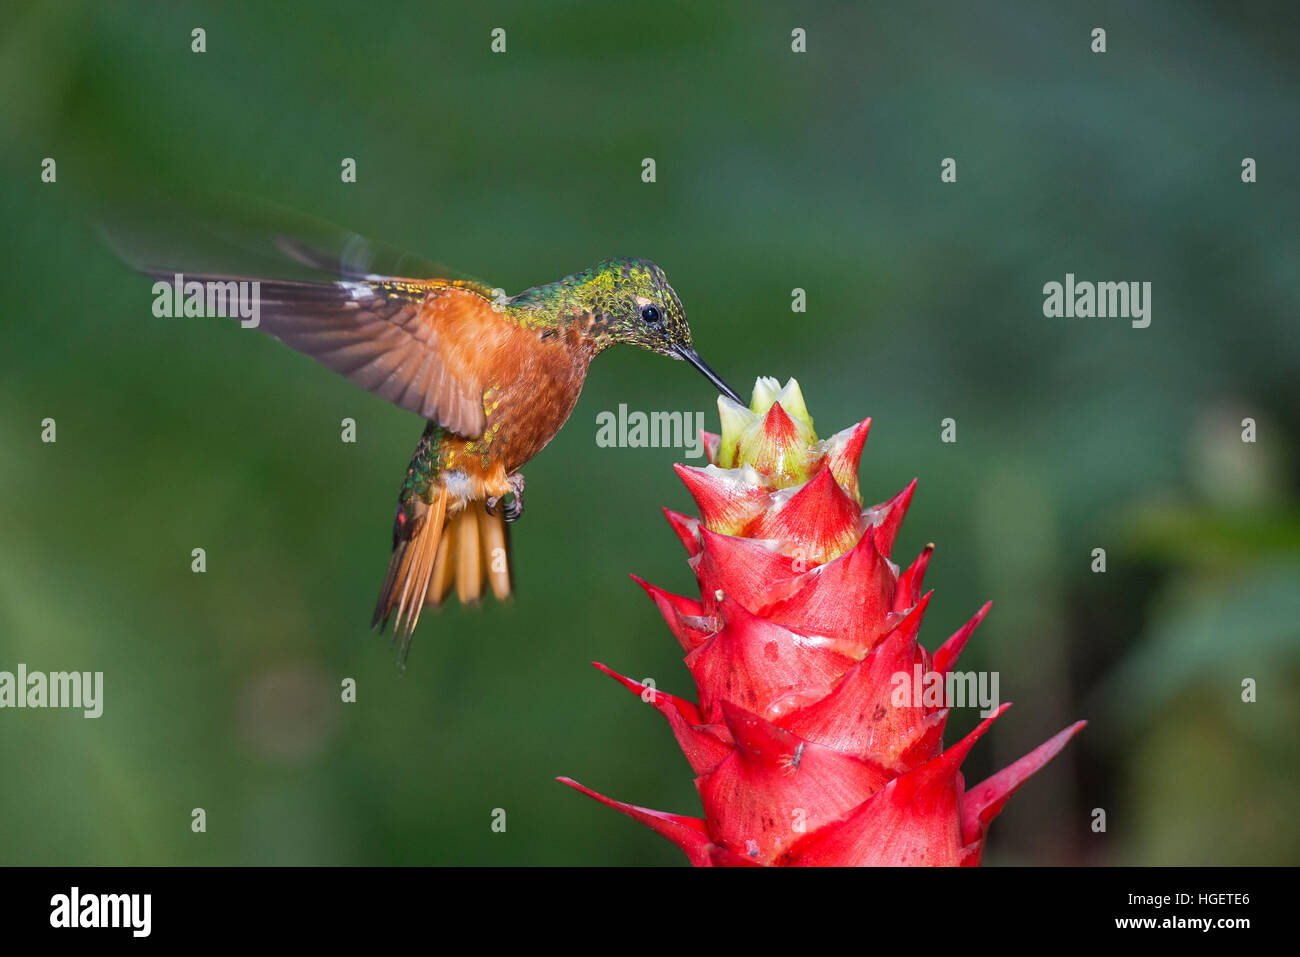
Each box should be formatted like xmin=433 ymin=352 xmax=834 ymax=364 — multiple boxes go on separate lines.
xmin=115 ymin=217 xmax=743 ymax=658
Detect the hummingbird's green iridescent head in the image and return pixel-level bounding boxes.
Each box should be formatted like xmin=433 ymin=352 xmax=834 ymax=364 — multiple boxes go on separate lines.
xmin=512 ymin=257 xmax=743 ymax=403
xmin=585 ymin=257 xmax=691 ymax=354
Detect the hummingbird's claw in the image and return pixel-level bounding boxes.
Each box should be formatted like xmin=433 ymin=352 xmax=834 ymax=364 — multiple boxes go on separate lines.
xmin=504 ymin=473 xmax=525 ymax=522
xmin=487 ymin=473 xmax=526 ymax=523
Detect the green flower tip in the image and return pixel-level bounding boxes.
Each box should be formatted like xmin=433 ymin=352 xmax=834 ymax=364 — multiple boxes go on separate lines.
xmin=715 ymin=377 xmax=819 ymax=485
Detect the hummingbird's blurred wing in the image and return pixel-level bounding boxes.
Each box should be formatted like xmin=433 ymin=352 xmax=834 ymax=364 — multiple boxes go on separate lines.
xmin=95 ymin=189 xmax=491 ymax=286
xmin=98 ymin=192 xmax=500 ymax=438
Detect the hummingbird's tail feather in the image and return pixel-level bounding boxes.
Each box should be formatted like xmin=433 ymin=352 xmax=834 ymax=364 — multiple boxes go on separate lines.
xmin=427 ymin=516 xmax=458 ymax=606
xmin=456 ymin=505 xmax=481 ymax=603
xmin=372 ymin=486 xmax=448 ymax=660
xmin=424 ymin=503 xmax=512 ymax=607
xmin=477 ymin=505 xmax=513 ymax=601
xmin=372 ymin=490 xmax=513 ymax=661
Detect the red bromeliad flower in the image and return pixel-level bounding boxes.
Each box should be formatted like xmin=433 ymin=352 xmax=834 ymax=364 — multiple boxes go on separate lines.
xmin=561 ymin=377 xmax=1085 ymax=866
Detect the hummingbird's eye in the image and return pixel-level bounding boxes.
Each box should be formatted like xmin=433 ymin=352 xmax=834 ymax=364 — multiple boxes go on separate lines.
xmin=640 ymin=305 xmax=662 ymax=325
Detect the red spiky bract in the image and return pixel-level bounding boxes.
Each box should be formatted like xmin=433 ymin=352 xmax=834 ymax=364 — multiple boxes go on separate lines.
xmin=561 ymin=387 xmax=1084 ymax=865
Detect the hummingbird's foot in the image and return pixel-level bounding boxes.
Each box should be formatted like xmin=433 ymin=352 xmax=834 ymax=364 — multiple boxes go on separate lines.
xmin=486 ymin=473 xmax=526 ymax=523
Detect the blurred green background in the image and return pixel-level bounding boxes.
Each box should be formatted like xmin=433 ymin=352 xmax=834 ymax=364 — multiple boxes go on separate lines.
xmin=1 ymin=1 xmax=1297 ymax=866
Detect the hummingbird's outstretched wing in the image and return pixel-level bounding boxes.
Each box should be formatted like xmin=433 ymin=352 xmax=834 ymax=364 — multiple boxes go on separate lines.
xmin=142 ymin=271 xmax=497 ymax=438
xmin=98 ymin=192 xmax=501 ymax=438
xmin=234 ymin=275 xmax=495 ymax=437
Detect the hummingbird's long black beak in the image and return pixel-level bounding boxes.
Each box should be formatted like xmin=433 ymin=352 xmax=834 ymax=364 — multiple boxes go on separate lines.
xmin=674 ymin=345 xmax=745 ymax=405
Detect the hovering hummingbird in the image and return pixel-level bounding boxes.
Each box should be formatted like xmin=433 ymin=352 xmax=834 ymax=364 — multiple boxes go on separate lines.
xmin=110 ymin=208 xmax=742 ymax=657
